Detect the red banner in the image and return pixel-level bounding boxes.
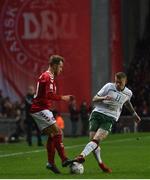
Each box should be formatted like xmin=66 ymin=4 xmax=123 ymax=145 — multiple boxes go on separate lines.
xmin=110 ymin=0 xmax=123 ymax=80
xmin=0 ymin=0 xmax=91 ymax=111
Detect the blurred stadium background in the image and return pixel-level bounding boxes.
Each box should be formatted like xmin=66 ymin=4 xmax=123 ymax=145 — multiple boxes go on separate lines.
xmin=0 ymin=0 xmax=150 ymax=150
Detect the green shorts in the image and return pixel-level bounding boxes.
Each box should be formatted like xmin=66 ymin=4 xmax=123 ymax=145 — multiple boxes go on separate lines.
xmin=89 ymin=111 xmax=115 ymax=132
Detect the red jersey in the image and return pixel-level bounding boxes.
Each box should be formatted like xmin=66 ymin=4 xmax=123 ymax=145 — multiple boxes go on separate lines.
xmin=30 ymin=71 xmax=62 ymax=113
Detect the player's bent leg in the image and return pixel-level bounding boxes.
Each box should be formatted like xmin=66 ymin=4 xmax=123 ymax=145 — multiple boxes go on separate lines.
xmin=67 ymin=132 xmax=95 ymax=163
xmin=31 ymin=111 xmax=65 ymax=171
xmin=43 ymin=126 xmax=59 ymax=173
xmin=93 ymin=128 xmax=112 ymax=173
xmin=71 ymin=140 xmax=98 ymax=164
xmin=74 ymin=140 xmax=98 ymax=163
xmin=45 ymin=123 xmax=72 ymax=167
xmin=53 ymin=132 xmax=72 ymax=167
xmin=93 ymin=128 xmax=109 ymax=141
xmin=81 ymin=139 xmax=99 ymax=156
xmin=79 ymin=129 xmax=105 ymax=159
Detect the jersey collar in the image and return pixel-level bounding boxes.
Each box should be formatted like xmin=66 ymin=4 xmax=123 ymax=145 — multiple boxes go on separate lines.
xmin=46 ymin=70 xmax=54 ymax=79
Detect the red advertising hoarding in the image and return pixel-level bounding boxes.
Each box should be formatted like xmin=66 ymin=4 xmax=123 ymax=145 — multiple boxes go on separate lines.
xmin=0 ymin=0 xmax=91 ymax=111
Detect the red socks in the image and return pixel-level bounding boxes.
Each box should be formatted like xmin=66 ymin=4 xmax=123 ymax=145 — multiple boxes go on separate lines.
xmin=46 ymin=133 xmax=67 ymax=164
xmin=46 ymin=136 xmax=55 ymax=165
xmin=53 ymin=133 xmax=67 ymax=162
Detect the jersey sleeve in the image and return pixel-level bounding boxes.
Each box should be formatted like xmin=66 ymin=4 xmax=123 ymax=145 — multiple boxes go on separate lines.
xmin=127 ymin=90 xmax=133 ymax=101
xmin=35 ymin=74 xmax=47 ymax=98
xmin=97 ymin=83 xmax=111 ymax=96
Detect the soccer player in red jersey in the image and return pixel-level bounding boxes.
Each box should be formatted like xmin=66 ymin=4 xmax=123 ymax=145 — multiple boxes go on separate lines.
xmin=30 ymin=55 xmax=73 ymax=174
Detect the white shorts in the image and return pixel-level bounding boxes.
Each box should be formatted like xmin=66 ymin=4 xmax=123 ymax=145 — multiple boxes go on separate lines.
xmin=31 ymin=110 xmax=56 ymax=131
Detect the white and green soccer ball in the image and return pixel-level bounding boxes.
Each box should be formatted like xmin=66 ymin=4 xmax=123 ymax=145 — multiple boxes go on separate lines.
xmin=70 ymin=162 xmax=84 ymax=174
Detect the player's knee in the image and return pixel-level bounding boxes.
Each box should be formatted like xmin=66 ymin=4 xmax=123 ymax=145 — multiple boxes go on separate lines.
xmin=95 ymin=128 xmax=109 ymax=141
xmin=42 ymin=127 xmax=51 ymax=136
xmin=52 ymin=129 xmax=61 ymax=136
xmin=50 ymin=123 xmax=60 ymax=135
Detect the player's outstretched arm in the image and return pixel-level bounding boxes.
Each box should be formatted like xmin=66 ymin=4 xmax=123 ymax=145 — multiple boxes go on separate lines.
xmin=124 ymin=100 xmax=141 ymax=123
xmin=48 ymin=92 xmax=74 ymax=102
xmin=92 ymin=95 xmax=113 ymax=103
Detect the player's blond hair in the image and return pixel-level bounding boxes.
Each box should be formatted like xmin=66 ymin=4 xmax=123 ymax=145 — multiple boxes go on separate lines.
xmin=115 ymin=72 xmax=127 ymax=79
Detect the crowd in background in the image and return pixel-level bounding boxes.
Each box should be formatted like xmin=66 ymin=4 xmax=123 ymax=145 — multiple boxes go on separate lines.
xmin=0 ymin=87 xmax=91 ymax=142
xmin=0 ymin=89 xmax=25 ymax=142
xmin=68 ymin=98 xmax=92 ymax=137
xmin=126 ymin=12 xmax=150 ymax=117
xmin=126 ymin=39 xmax=150 ymax=117
xmin=0 ymin=90 xmax=24 ymax=119
xmin=125 ymin=9 xmax=150 ymax=117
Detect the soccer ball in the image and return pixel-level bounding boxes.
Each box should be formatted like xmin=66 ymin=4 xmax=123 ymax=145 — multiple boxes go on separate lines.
xmin=70 ymin=162 xmax=84 ymax=174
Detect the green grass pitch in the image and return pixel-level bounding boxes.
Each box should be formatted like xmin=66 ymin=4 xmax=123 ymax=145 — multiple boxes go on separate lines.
xmin=0 ymin=132 xmax=150 ymax=179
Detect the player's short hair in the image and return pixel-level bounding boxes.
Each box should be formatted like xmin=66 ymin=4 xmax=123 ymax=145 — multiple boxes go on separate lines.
xmin=49 ymin=55 xmax=64 ymax=66
xmin=115 ymin=72 xmax=127 ymax=79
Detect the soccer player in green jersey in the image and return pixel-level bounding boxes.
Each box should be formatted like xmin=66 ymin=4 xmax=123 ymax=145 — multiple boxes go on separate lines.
xmin=70 ymin=72 xmax=141 ymax=173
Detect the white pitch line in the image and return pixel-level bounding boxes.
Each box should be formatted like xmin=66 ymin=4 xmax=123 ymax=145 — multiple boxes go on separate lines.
xmin=0 ymin=136 xmax=149 ymax=158
xmin=0 ymin=144 xmax=86 ymax=158
xmin=0 ymin=149 xmax=45 ymax=158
